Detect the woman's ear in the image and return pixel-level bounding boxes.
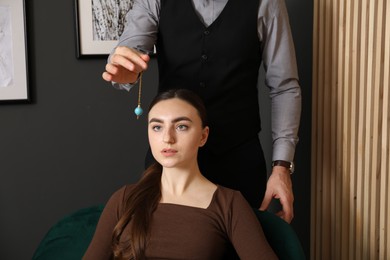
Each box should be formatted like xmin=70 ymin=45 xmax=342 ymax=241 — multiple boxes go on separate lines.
xmin=199 ymin=126 xmax=209 ymax=147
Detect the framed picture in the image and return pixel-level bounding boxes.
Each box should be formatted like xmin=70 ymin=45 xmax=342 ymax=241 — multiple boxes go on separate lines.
xmin=75 ymin=0 xmax=134 ymax=58
xmin=0 ymin=0 xmax=29 ymax=103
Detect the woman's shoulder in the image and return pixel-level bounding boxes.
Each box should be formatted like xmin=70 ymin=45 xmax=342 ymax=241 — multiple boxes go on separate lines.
xmin=212 ymin=185 xmax=247 ymax=208
xmin=215 ymin=185 xmax=243 ymax=197
xmin=210 ymin=186 xmax=257 ymax=228
xmin=105 ymin=184 xmax=137 ymax=212
xmin=109 ymin=183 xmax=135 ymax=197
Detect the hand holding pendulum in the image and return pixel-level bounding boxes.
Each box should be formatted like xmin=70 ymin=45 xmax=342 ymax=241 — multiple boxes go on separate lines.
xmin=134 ymin=72 xmax=143 ymax=119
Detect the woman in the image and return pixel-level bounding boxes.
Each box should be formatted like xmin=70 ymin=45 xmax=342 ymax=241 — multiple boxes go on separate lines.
xmin=83 ymin=89 xmax=277 ymax=259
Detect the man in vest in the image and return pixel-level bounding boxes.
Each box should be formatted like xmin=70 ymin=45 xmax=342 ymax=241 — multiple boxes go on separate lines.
xmin=102 ymin=0 xmax=301 ymax=224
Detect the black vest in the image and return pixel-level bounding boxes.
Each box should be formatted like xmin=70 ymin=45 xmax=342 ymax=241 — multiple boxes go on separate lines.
xmin=157 ymin=0 xmax=262 ymax=153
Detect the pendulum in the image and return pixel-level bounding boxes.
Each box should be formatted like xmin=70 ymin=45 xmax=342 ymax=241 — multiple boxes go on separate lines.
xmin=134 ymin=72 xmax=143 ymax=119
xmin=134 ymin=105 xmax=143 ymax=119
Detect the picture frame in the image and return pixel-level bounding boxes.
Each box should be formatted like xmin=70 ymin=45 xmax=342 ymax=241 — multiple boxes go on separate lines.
xmin=0 ymin=0 xmax=29 ymax=103
xmin=74 ymin=0 xmax=134 ymax=58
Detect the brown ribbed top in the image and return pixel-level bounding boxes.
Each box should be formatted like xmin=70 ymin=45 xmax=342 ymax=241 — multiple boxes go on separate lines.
xmin=83 ymin=185 xmax=277 ymax=260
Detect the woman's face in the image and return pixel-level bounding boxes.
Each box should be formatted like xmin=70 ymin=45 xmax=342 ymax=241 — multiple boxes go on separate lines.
xmin=148 ymin=98 xmax=209 ymax=169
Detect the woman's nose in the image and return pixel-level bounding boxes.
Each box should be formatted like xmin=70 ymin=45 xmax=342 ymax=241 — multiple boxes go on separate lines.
xmin=163 ymin=128 xmax=175 ymax=144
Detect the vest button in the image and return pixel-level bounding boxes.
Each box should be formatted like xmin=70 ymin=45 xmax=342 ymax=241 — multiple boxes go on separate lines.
xmin=204 ymin=30 xmax=210 ymax=35
xmin=201 ymin=54 xmax=208 ymax=60
xmin=200 ymin=82 xmax=205 ymax=87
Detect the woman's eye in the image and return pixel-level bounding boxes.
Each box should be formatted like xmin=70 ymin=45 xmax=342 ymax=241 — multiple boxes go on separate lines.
xmin=152 ymin=125 xmax=161 ymax=131
xmin=177 ymin=125 xmax=188 ymax=131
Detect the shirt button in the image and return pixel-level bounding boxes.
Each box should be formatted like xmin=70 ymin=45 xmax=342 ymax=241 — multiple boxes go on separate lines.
xmin=200 ymin=82 xmax=205 ymax=87
xmin=201 ymin=54 xmax=208 ymax=60
xmin=204 ymin=30 xmax=210 ymax=35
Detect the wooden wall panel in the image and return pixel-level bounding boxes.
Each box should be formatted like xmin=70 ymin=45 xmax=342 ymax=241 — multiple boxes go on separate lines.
xmin=311 ymin=0 xmax=390 ymax=259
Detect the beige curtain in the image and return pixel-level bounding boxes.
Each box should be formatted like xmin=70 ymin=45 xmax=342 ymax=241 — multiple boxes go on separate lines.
xmin=311 ymin=0 xmax=390 ymax=259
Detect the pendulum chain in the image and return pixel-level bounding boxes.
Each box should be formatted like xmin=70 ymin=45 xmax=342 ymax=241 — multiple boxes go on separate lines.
xmin=134 ymin=72 xmax=143 ymax=119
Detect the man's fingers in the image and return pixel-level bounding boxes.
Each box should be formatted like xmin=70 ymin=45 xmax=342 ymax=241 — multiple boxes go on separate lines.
xmin=278 ymin=195 xmax=294 ymax=223
xmin=139 ymin=53 xmax=151 ymax=63
xmin=280 ymin=206 xmax=294 ymax=223
xmin=276 ymin=209 xmax=294 ymax=223
xmin=113 ymin=47 xmax=149 ymax=71
xmin=105 ymin=63 xmax=119 ymax=75
xmin=260 ymin=191 xmax=294 ymax=223
xmin=102 ymin=71 xmax=113 ymax=82
xmin=259 ymin=190 xmax=272 ymax=211
xmin=102 ymin=47 xmax=151 ymax=84
xmin=110 ymin=54 xmax=138 ymax=73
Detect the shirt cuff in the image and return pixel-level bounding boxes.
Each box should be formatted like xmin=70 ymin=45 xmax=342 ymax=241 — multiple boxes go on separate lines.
xmin=111 ymin=81 xmax=138 ymax=92
xmin=272 ymin=139 xmax=297 ymax=162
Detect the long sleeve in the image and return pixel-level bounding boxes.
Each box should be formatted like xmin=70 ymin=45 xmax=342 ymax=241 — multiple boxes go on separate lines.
xmin=228 ymin=191 xmax=278 ymax=259
xmin=259 ymin=0 xmax=301 ymax=162
xmin=116 ymin=0 xmax=159 ymax=52
xmin=83 ymin=186 xmax=127 ymax=260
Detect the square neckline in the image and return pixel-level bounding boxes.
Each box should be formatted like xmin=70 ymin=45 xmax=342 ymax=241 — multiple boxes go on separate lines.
xmin=158 ymin=184 xmax=220 ymax=210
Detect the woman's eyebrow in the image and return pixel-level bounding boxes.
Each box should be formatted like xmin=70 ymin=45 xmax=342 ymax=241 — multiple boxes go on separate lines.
xmin=149 ymin=117 xmax=193 ymax=124
xmin=149 ymin=118 xmax=163 ymax=124
xmin=172 ymin=117 xmax=192 ymax=123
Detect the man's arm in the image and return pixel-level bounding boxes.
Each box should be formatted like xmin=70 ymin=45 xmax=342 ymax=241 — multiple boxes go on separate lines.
xmin=258 ymin=0 xmax=301 ymax=223
xmin=102 ymin=0 xmax=160 ymax=89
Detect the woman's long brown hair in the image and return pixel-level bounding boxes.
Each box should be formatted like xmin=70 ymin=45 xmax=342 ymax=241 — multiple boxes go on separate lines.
xmin=111 ymin=89 xmax=208 ymax=259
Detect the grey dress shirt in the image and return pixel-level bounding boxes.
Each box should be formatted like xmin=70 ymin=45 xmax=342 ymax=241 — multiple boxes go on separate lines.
xmin=112 ymin=0 xmax=301 ymax=163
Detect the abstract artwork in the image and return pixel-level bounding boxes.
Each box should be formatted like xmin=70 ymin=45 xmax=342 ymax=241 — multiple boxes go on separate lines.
xmin=75 ymin=0 xmax=134 ymax=58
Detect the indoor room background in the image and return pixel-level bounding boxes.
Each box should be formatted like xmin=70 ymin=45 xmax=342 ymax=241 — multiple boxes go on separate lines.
xmin=0 ymin=0 xmax=312 ymax=259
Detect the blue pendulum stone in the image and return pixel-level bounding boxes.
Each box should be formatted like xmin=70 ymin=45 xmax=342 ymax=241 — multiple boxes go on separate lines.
xmin=134 ymin=105 xmax=143 ymax=119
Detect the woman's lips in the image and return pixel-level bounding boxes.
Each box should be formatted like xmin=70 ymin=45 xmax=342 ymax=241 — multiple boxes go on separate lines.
xmin=161 ymin=148 xmax=177 ymax=156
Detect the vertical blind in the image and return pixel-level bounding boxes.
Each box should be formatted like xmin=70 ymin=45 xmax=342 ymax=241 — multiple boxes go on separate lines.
xmin=311 ymin=0 xmax=390 ymax=259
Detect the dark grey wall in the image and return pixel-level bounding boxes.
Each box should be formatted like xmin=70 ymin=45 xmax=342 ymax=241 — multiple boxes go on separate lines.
xmin=0 ymin=0 xmax=312 ymax=259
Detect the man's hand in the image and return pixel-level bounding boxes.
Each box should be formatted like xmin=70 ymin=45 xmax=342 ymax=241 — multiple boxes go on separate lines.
xmin=260 ymin=166 xmax=294 ymax=223
xmin=102 ymin=46 xmax=150 ymax=84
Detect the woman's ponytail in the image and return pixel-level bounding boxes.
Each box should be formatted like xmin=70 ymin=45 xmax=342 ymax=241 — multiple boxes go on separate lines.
xmin=112 ymin=162 xmax=162 ymax=259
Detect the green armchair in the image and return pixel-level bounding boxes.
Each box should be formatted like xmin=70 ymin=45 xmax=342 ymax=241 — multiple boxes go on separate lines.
xmin=32 ymin=205 xmax=104 ymax=260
